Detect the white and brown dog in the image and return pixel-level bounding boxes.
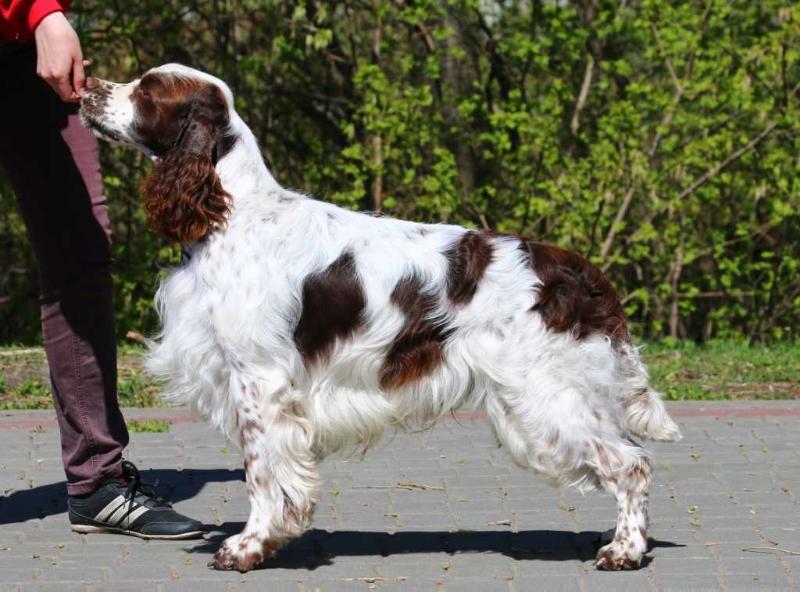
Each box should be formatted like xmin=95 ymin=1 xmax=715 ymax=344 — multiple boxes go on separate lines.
xmin=79 ymin=64 xmax=681 ymax=573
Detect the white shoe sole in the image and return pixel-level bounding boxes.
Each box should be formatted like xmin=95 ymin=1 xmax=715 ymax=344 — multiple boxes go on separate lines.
xmin=71 ymin=524 xmax=205 ymax=540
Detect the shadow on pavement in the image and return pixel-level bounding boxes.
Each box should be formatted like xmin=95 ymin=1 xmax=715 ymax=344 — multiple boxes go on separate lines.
xmin=1 ymin=468 xmax=682 ymax=571
xmin=190 ymin=524 xmax=682 ymax=570
xmin=0 ymin=468 xmax=244 ymax=524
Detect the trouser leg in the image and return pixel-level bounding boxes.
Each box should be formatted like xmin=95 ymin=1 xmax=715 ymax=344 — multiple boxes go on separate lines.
xmin=0 ymin=43 xmax=129 ymax=495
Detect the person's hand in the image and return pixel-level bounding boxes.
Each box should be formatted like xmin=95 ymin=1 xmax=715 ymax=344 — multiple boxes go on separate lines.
xmin=33 ymin=11 xmax=87 ymax=102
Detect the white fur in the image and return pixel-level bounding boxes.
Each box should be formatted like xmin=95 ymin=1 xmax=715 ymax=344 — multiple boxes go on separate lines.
xmin=82 ymin=64 xmax=680 ymax=572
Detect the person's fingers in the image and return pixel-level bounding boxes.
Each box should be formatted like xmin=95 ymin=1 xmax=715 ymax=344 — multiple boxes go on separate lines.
xmin=72 ymin=54 xmax=86 ymax=98
xmin=51 ymin=73 xmax=75 ymax=101
xmin=80 ymin=59 xmax=92 ymax=95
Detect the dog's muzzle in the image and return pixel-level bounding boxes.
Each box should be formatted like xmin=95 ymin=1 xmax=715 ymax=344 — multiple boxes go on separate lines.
xmin=79 ymin=77 xmax=121 ymax=141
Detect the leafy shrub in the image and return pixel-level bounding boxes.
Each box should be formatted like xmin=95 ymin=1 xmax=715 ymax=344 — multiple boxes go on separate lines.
xmin=1 ymin=0 xmax=797 ymax=343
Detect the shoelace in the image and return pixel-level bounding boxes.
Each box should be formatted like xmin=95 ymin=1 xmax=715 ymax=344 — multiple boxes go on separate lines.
xmin=121 ymin=460 xmax=172 ymax=508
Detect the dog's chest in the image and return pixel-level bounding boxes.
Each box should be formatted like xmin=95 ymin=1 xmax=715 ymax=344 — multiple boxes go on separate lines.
xmin=177 ymin=236 xmax=299 ymax=340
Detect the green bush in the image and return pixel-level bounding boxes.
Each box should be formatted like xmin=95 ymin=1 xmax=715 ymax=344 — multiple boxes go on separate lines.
xmin=1 ymin=0 xmax=797 ymax=343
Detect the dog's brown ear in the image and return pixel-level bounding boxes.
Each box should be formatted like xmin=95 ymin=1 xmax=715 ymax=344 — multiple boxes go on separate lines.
xmin=141 ymin=112 xmax=231 ymax=243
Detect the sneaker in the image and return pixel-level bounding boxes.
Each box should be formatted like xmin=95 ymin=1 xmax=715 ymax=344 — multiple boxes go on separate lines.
xmin=68 ymin=460 xmax=205 ymax=540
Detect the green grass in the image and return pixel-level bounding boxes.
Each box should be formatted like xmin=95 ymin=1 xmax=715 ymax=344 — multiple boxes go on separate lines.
xmin=0 ymin=341 xmax=798 ymax=407
xmin=117 ymin=375 xmax=162 ymax=407
xmin=644 ymin=341 xmax=800 ymax=400
xmin=0 ymin=345 xmax=162 ymax=410
xmin=125 ymin=419 xmax=170 ymax=433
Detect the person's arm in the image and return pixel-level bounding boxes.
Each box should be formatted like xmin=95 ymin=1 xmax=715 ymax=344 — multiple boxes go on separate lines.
xmin=33 ymin=10 xmax=85 ymax=102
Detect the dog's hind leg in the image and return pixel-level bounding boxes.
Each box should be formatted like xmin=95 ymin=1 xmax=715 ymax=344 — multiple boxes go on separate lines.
xmin=209 ymin=371 xmax=320 ymax=572
xmin=484 ymin=378 xmax=651 ymax=570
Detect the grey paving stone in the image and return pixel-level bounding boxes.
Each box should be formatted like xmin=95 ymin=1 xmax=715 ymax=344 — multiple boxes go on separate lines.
xmin=511 ymin=575 xmax=583 ymax=591
xmin=377 ymin=556 xmax=449 ymax=580
xmin=276 ymin=581 xmax=361 ymax=592
xmin=445 ymin=553 xmax=515 ymax=579
xmin=582 ymin=570 xmax=654 ymax=591
xmin=648 ymin=556 xmax=719 ymax=576
xmin=654 ymin=574 xmax=724 ymax=591
xmin=690 ymin=526 xmax=762 ymax=544
xmin=723 ymin=573 xmax=794 ymax=591
xmin=5 ymin=586 xmax=109 ymax=592
xmin=716 ymin=554 xmax=787 ymax=576
xmin=2 ymin=403 xmax=800 ymax=590
xmin=514 ymin=558 xmax=587 ymax=577
xmin=441 ymin=576 xmax=512 ymax=591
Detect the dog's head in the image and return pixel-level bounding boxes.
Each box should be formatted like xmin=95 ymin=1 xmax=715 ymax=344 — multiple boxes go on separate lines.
xmin=80 ymin=64 xmax=236 ymax=243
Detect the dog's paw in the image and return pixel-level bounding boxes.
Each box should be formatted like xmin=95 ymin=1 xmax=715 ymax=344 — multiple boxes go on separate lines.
xmin=595 ymin=540 xmax=643 ymax=571
xmin=207 ymin=533 xmax=278 ymax=572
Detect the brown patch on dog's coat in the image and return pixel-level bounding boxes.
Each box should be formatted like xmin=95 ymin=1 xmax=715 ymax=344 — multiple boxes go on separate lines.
xmin=294 ymin=251 xmax=366 ymax=365
xmin=520 ymin=240 xmax=629 ymax=342
xmin=380 ymin=275 xmax=453 ymax=390
xmin=445 ymin=231 xmax=494 ymax=305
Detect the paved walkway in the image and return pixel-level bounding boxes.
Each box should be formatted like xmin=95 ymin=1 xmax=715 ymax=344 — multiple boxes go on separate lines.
xmin=1 ymin=402 xmax=799 ymax=591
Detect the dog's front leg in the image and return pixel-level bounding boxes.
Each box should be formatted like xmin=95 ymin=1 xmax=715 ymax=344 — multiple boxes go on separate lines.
xmin=208 ymin=373 xmax=320 ymax=572
xmin=594 ymin=446 xmax=651 ymax=570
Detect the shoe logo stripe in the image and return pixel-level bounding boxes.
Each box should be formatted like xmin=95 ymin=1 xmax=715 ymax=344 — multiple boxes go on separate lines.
xmin=108 ymin=499 xmax=138 ymax=526
xmin=119 ymin=505 xmax=149 ymax=528
xmin=94 ymin=495 xmax=127 ymax=522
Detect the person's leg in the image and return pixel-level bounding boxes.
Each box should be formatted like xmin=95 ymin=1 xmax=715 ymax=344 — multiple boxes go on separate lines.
xmin=0 ymin=43 xmax=129 ymax=495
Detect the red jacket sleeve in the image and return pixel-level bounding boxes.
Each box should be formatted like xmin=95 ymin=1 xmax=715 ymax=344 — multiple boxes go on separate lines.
xmin=0 ymin=0 xmax=72 ymax=42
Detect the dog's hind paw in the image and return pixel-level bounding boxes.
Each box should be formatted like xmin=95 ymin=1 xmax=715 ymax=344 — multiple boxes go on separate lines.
xmin=207 ymin=533 xmax=278 ymax=572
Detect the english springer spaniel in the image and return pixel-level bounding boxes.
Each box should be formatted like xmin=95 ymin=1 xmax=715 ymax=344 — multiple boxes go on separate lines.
xmin=79 ymin=64 xmax=681 ymax=573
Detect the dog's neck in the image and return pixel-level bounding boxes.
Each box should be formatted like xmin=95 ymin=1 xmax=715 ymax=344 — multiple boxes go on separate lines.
xmin=216 ymin=113 xmax=282 ymax=202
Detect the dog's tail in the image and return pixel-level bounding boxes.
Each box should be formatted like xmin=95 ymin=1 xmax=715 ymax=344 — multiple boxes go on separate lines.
xmin=617 ymin=346 xmax=682 ymax=442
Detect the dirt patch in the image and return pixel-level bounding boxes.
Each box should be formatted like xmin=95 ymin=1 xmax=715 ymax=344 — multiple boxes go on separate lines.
xmin=721 ymin=381 xmax=800 ymax=399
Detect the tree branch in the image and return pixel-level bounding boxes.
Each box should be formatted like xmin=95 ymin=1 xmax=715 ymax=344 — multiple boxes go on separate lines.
xmin=570 ymin=55 xmax=595 ymax=136
xmin=669 ymin=237 xmax=685 ymax=339
xmin=569 ymin=0 xmax=598 ymax=137
xmin=674 ymin=120 xmax=778 ymax=203
xmin=600 ymin=185 xmax=636 ymax=269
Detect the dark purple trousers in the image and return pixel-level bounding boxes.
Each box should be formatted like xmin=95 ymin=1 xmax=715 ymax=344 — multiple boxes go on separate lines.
xmin=0 ymin=42 xmax=129 ymax=495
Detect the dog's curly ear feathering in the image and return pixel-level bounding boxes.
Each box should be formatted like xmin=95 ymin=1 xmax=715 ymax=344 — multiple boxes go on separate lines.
xmin=141 ymin=117 xmax=232 ymax=243
xmin=79 ymin=63 xmax=681 ymax=574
